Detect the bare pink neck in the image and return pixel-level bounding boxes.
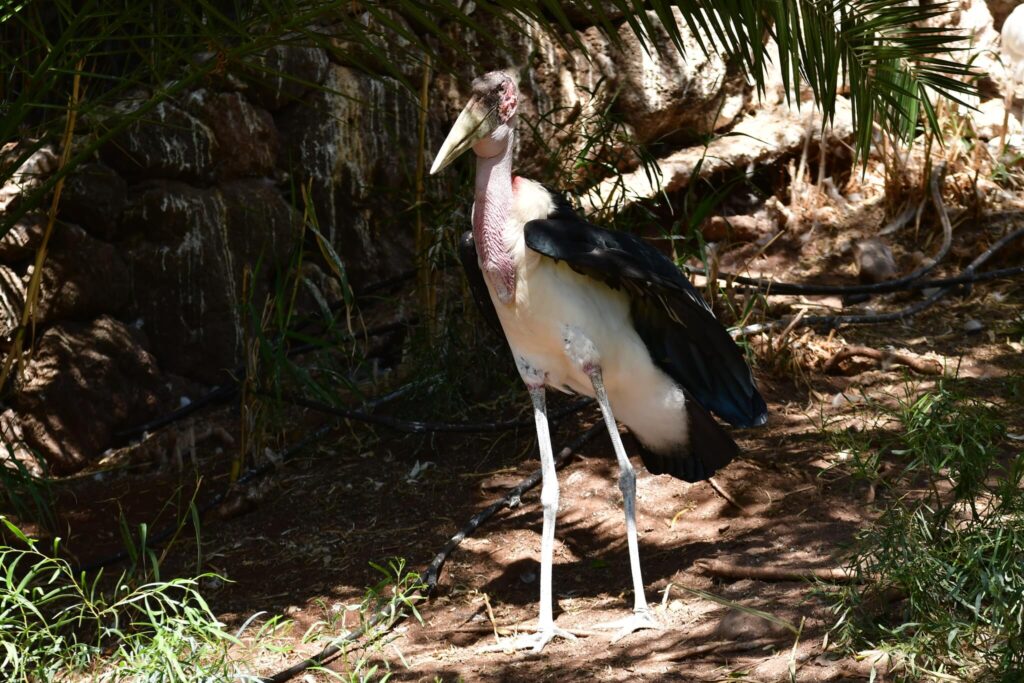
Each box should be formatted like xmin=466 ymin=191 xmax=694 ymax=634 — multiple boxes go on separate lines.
xmin=473 ymin=131 xmax=517 ymax=304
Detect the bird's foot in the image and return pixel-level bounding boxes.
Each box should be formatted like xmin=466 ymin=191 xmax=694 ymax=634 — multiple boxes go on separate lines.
xmin=595 ymin=608 xmax=662 ymax=643
xmin=479 ymin=624 xmax=578 ymax=653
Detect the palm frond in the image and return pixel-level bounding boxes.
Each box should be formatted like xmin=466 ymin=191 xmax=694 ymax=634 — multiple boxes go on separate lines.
xmin=1 ymin=0 xmax=978 ymax=237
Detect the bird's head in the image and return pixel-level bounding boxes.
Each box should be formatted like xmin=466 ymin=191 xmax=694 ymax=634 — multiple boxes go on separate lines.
xmin=430 ymin=70 xmax=519 ymax=174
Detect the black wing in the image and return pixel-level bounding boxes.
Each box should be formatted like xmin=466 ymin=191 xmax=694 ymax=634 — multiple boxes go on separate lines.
xmin=525 ymin=206 xmax=767 ymax=429
xmin=458 ymin=231 xmax=503 ymax=335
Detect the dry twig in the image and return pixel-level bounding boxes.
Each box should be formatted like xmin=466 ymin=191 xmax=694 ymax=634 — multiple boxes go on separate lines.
xmin=707 ymin=477 xmax=753 ymax=516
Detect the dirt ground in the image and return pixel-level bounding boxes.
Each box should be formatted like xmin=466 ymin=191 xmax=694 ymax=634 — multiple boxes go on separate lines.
xmin=35 ymin=185 xmax=1024 ymax=682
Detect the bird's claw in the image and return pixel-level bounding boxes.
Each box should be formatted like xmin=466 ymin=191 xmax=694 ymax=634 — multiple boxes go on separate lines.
xmin=595 ymin=608 xmax=662 ymax=643
xmin=479 ymin=625 xmax=578 ymax=653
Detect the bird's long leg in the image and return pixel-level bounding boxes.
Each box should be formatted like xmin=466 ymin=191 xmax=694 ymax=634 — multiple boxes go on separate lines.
xmin=586 ymin=365 xmax=661 ymax=642
xmin=480 ymin=371 xmax=576 ymax=653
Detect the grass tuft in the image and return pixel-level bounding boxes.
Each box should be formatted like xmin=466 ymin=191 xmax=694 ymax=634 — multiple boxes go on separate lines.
xmin=829 ymin=382 xmax=1024 ymax=681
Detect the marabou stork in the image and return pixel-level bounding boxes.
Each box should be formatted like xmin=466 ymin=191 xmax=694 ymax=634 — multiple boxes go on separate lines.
xmin=1002 ymin=5 xmax=1024 ymax=149
xmin=430 ymin=71 xmax=767 ymax=652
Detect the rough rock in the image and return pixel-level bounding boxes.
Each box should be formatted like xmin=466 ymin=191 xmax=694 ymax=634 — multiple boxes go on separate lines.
xmin=971 ymin=98 xmax=1022 ymax=140
xmin=431 ymin=11 xmax=744 ymax=185
xmin=703 ymin=214 xmax=776 ymax=243
xmin=13 ymin=316 xmax=166 ymax=474
xmin=955 ymin=0 xmax=1005 ymax=97
xmin=122 ymin=179 xmax=297 ymax=382
xmin=0 ymin=144 xmax=58 ymax=214
xmin=123 ymin=181 xmax=237 ymax=383
xmin=989 ymin=0 xmax=1019 ymax=29
xmin=220 ymin=178 xmax=298 ymax=268
xmin=100 ymin=99 xmax=216 ymax=183
xmin=276 ymin=65 xmax=415 ymax=284
xmin=853 ymin=238 xmax=898 ymax=283
xmin=58 ymin=163 xmax=127 ymax=239
xmin=612 ymin=8 xmax=745 ymax=144
xmin=185 ymin=90 xmax=279 ymax=180
xmin=0 ymin=212 xmax=45 ymax=263
xmin=245 ymin=44 xmax=330 ymax=111
xmin=0 ymin=265 xmax=25 ymax=339
xmin=513 ymin=26 xmax=621 ymax=182
xmin=581 ymin=97 xmax=855 ymax=214
xmin=0 ymin=409 xmax=41 ymax=477
xmin=35 ymin=223 xmax=130 ymax=323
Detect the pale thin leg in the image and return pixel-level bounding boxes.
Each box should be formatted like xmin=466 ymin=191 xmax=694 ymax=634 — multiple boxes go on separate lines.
xmin=587 ymin=366 xmax=661 ymax=642
xmin=1001 ymin=90 xmax=1011 ymax=153
xmin=480 ymin=378 xmax=576 ymax=653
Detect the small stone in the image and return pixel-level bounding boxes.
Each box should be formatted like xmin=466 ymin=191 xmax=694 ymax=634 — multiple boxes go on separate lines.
xmin=713 ymin=607 xmax=792 ymax=640
xmin=519 ymin=569 xmax=537 ymax=584
xmin=853 ymin=238 xmax=898 ymax=283
xmin=964 ymin=318 xmax=985 ymax=334
xmin=702 ymin=214 xmax=773 ymax=242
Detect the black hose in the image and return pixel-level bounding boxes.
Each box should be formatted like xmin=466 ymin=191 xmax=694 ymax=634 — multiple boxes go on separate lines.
xmin=260 ymin=422 xmax=605 ymax=683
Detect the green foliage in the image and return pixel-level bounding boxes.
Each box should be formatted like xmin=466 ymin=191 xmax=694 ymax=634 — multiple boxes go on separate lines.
xmin=2 ymin=1 xmax=977 ymax=235
xmin=0 ymin=515 xmax=426 ymax=682
xmin=0 ymin=517 xmax=241 ymax=682
xmin=829 ymin=384 xmax=1024 ymax=681
xmin=0 ymin=455 xmax=55 ymax=534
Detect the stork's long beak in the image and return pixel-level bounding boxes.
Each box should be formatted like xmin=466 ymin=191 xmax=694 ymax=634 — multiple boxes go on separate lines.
xmin=429 ymin=97 xmax=496 ymax=175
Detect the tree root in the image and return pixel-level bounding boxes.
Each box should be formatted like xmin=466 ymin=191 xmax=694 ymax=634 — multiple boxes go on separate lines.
xmin=823 ymin=345 xmax=943 ymax=376
xmin=694 ymin=559 xmax=863 ymax=583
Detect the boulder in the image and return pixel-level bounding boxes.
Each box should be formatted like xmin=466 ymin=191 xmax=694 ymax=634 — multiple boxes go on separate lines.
xmin=121 ymin=179 xmax=298 ymax=382
xmin=219 ymin=178 xmax=299 ymax=269
xmin=581 ymin=97 xmax=855 ymax=214
xmin=0 ymin=265 xmax=25 ymax=339
xmin=0 ymin=144 xmax=58 ymax=214
xmin=612 ymin=8 xmax=745 ymax=145
xmin=244 ymin=44 xmax=330 ymax=111
xmin=100 ymin=99 xmax=216 ymax=183
xmin=121 ymin=179 xmax=223 ymax=242
xmin=13 ymin=316 xmax=166 ymax=474
xmin=276 ymin=65 xmax=415 ymax=285
xmin=989 ymin=0 xmax=1019 ymax=29
xmin=185 ymin=90 xmax=279 ymax=180
xmin=0 ymin=212 xmax=45 ymax=263
xmin=58 ymin=163 xmax=127 ymax=239
xmin=123 ymin=181 xmax=237 ymax=383
xmin=0 ymin=409 xmax=41 ymax=477
xmin=34 ymin=223 xmax=130 ymax=323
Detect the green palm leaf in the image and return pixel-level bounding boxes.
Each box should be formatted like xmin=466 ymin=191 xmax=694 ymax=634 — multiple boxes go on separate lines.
xmin=1 ymin=0 xmax=978 ymax=235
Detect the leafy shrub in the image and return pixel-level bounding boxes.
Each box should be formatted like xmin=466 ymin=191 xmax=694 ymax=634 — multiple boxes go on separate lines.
xmin=830 ymin=384 xmax=1023 ymax=681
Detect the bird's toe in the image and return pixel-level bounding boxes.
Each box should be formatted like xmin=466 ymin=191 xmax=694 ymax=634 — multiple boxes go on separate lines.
xmin=595 ymin=608 xmax=662 ymax=643
xmin=479 ymin=624 xmax=578 ymax=654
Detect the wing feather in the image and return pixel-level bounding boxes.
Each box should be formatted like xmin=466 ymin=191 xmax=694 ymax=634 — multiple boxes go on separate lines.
xmin=524 ymin=211 xmax=767 ymax=428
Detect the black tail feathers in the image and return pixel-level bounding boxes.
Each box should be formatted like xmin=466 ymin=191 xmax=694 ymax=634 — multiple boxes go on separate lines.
xmin=637 ymin=393 xmax=740 ymax=483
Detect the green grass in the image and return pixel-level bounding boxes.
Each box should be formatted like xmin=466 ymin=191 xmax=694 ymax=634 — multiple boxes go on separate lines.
xmin=828 ymin=382 xmax=1024 ymax=681
xmin=0 ymin=516 xmax=425 ymax=682
xmin=0 ymin=517 xmax=241 ymax=682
